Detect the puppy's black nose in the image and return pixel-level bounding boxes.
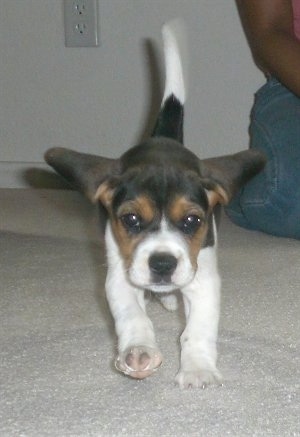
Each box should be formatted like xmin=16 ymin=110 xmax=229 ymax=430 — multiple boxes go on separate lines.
xmin=149 ymin=252 xmax=177 ymax=277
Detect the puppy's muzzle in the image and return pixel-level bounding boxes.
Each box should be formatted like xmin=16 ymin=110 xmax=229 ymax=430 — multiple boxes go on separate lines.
xmin=149 ymin=252 xmax=178 ymax=283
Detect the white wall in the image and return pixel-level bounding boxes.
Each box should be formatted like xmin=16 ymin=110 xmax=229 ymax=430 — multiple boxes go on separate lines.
xmin=0 ymin=0 xmax=264 ymax=188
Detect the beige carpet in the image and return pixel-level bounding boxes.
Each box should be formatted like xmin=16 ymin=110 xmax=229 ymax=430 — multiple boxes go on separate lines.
xmin=1 ymin=188 xmax=299 ymax=436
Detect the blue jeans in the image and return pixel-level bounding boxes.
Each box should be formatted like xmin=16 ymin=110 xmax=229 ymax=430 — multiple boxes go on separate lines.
xmin=226 ymin=78 xmax=300 ymax=239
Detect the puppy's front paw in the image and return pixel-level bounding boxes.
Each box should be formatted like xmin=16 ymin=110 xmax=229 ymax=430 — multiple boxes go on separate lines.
xmin=175 ymin=367 xmax=222 ymax=389
xmin=115 ymin=346 xmax=163 ymax=380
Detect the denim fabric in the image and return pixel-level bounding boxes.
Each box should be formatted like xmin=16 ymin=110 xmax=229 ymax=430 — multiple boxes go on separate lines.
xmin=226 ymin=78 xmax=300 ymax=239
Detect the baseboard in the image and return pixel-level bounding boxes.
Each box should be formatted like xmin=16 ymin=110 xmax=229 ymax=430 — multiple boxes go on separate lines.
xmin=0 ymin=161 xmax=71 ymax=189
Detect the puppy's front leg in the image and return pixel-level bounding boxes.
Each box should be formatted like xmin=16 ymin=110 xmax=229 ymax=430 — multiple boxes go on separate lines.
xmin=105 ymin=225 xmax=162 ymax=379
xmin=176 ymin=246 xmax=222 ymax=389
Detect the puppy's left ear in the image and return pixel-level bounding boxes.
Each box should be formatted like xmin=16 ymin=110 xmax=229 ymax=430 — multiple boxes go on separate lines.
xmin=45 ymin=147 xmax=120 ymax=203
xmin=200 ymin=149 xmax=267 ymax=206
xmin=93 ymin=177 xmax=120 ymax=209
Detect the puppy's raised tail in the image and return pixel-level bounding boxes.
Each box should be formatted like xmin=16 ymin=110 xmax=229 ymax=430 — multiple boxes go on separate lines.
xmin=152 ymin=19 xmax=188 ymax=144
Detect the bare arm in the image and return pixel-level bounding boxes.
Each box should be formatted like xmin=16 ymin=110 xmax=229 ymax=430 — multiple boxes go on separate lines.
xmin=236 ymin=0 xmax=300 ymax=96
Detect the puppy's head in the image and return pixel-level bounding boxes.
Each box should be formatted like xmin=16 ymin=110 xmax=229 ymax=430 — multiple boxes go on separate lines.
xmin=93 ymin=138 xmax=234 ymax=292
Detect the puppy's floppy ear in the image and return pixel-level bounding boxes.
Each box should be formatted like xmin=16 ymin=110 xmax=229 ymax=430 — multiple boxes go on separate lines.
xmin=200 ymin=149 xmax=267 ymax=206
xmin=45 ymin=147 xmax=120 ymax=203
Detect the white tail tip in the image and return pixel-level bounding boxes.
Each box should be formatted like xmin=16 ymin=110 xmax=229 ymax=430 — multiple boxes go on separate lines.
xmin=162 ymin=18 xmax=188 ymax=105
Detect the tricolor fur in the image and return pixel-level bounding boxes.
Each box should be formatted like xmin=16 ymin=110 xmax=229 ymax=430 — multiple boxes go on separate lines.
xmin=45 ymin=19 xmax=266 ymax=388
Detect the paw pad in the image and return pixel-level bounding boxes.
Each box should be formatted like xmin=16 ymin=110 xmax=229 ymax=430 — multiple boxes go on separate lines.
xmin=115 ymin=346 xmax=162 ymax=380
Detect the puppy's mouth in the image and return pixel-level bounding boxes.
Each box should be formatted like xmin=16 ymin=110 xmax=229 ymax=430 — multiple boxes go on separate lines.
xmin=130 ymin=274 xmax=194 ymax=293
xmin=146 ymin=280 xmax=177 ymax=293
xmin=146 ymin=272 xmax=196 ymax=293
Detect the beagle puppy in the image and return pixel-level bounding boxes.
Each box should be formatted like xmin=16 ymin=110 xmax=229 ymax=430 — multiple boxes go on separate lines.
xmin=45 ymin=20 xmax=265 ymax=388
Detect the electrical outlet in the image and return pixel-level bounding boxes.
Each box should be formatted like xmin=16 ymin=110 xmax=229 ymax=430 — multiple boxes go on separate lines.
xmin=64 ymin=0 xmax=99 ymax=47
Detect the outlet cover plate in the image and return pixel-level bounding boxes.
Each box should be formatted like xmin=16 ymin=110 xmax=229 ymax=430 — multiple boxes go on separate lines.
xmin=64 ymin=0 xmax=99 ymax=47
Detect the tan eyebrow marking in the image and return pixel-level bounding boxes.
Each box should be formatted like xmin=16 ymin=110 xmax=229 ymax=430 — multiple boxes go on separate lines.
xmin=168 ymin=196 xmax=205 ymax=223
xmin=117 ymin=195 xmax=156 ymax=223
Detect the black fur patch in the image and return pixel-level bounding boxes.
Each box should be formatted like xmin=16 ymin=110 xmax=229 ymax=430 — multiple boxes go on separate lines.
xmin=112 ymin=167 xmax=208 ymax=215
xmin=121 ymin=137 xmax=199 ymax=174
xmin=152 ymin=95 xmax=184 ymax=143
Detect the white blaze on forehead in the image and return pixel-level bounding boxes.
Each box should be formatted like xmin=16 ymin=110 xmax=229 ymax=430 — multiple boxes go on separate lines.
xmin=146 ymin=217 xmax=184 ymax=253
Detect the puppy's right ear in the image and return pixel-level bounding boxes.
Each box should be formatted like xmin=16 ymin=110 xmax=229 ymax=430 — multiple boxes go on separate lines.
xmin=45 ymin=147 xmax=120 ymax=203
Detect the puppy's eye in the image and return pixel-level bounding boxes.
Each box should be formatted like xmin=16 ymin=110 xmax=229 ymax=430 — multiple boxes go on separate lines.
xmin=121 ymin=213 xmax=141 ymax=233
xmin=180 ymin=215 xmax=202 ymax=235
